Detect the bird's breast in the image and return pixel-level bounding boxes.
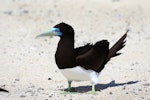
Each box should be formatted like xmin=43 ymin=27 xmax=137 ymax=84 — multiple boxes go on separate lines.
xmin=60 ymin=66 xmax=100 ymax=84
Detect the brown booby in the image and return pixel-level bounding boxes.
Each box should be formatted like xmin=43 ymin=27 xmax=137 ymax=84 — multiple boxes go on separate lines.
xmin=37 ymin=22 xmax=128 ymax=93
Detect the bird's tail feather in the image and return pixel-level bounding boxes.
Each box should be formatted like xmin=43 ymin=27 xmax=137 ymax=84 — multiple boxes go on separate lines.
xmin=105 ymin=30 xmax=129 ymax=63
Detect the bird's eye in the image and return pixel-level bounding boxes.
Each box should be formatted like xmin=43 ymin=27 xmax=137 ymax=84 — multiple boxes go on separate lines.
xmin=55 ymin=29 xmax=60 ymax=32
xmin=56 ymin=29 xmax=59 ymax=32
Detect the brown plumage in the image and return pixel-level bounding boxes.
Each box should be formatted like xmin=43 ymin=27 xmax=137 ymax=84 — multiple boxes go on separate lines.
xmin=75 ymin=40 xmax=109 ymax=72
xmin=106 ymin=31 xmax=128 ymax=63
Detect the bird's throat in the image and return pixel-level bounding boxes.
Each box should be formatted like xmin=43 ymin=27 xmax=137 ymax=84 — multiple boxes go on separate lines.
xmin=55 ymin=36 xmax=76 ymax=69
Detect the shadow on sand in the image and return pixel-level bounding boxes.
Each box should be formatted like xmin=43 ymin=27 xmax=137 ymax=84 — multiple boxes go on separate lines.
xmin=63 ymin=80 xmax=139 ymax=93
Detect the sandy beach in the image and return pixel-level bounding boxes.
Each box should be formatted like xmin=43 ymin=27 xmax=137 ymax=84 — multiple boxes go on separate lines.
xmin=0 ymin=0 xmax=150 ymax=99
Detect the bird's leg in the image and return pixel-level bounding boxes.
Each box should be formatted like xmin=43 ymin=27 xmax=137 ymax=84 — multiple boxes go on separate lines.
xmin=61 ymin=81 xmax=73 ymax=94
xmin=67 ymin=81 xmax=72 ymax=92
xmin=61 ymin=81 xmax=77 ymax=94
xmin=88 ymin=83 xmax=97 ymax=94
xmin=91 ymin=83 xmax=96 ymax=94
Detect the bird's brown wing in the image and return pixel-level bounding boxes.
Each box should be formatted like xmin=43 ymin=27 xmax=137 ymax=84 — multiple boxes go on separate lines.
xmin=74 ymin=43 xmax=92 ymax=56
xmin=75 ymin=40 xmax=109 ymax=72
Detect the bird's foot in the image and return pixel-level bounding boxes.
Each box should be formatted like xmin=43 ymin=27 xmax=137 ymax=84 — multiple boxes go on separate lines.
xmin=61 ymin=91 xmax=77 ymax=94
xmin=61 ymin=88 xmax=77 ymax=94
xmin=87 ymin=84 xmax=97 ymax=95
xmin=87 ymin=91 xmax=97 ymax=95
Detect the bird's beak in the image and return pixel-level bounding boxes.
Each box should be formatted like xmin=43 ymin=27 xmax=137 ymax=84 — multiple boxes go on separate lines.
xmin=36 ymin=28 xmax=62 ymax=38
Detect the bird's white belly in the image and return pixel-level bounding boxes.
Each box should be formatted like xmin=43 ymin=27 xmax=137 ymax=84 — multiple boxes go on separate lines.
xmin=60 ymin=66 xmax=100 ymax=84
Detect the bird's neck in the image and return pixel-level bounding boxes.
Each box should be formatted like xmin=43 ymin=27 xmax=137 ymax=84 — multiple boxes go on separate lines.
xmin=58 ymin=36 xmax=74 ymax=51
xmin=55 ymin=36 xmax=76 ymax=69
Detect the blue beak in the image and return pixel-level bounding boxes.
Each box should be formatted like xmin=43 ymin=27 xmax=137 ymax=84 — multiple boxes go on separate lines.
xmin=36 ymin=28 xmax=62 ymax=38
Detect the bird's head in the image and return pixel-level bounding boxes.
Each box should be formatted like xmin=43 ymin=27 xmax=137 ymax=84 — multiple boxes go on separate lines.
xmin=36 ymin=22 xmax=74 ymax=38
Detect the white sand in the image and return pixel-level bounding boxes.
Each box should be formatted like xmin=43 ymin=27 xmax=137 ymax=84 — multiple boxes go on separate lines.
xmin=0 ymin=0 xmax=150 ymax=99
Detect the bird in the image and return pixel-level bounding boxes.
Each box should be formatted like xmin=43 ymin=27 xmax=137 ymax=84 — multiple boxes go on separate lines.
xmin=37 ymin=22 xmax=128 ymax=94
